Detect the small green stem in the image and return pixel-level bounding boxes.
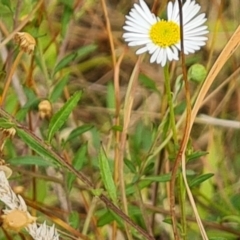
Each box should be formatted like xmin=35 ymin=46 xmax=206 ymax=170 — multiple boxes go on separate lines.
xmin=179 ymin=173 xmax=187 ymax=239
xmin=163 ymin=64 xmax=178 ymax=146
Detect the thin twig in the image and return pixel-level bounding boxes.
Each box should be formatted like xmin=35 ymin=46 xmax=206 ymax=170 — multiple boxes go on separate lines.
xmin=169 ymin=0 xmax=189 ymax=238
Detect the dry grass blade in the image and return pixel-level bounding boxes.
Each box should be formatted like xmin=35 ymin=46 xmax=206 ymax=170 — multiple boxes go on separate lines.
xmin=181 ymin=25 xmax=240 ymax=240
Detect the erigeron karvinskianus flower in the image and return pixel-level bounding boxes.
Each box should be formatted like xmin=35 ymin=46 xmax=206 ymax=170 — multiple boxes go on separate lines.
xmin=0 ymin=171 xmax=59 ymax=239
xmin=123 ymin=0 xmax=208 ymax=67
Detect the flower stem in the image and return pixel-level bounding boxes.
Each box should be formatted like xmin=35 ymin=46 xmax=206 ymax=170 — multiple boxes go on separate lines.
xmin=0 ymin=51 xmax=23 ymax=106
xmin=179 ymin=173 xmax=187 ymax=239
xmin=163 ymin=63 xmax=178 ymax=146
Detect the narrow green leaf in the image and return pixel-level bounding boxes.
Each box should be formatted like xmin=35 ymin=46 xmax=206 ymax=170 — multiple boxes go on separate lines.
xmin=36 ymin=179 xmax=47 ymax=202
xmin=139 ymin=74 xmax=159 ymax=92
xmin=96 ymin=209 xmax=115 ymax=227
xmin=68 ymin=211 xmax=80 ymax=229
xmin=53 ymin=44 xmax=97 ymax=76
xmin=65 ymin=124 xmax=94 ymax=144
xmin=47 ymin=91 xmax=82 ymax=142
xmin=189 ymin=173 xmax=214 ymax=188
xmin=222 ymin=215 xmax=240 ymax=224
xmin=111 ymin=125 xmax=123 ymax=132
xmin=8 ymin=156 xmax=55 ymax=167
xmin=16 ymin=128 xmax=58 ymax=166
xmin=98 ymin=148 xmax=117 ymax=204
xmin=49 ymin=75 xmax=69 ymax=102
xmin=53 ymin=52 xmax=77 ymax=76
xmin=106 ymin=83 xmax=115 ymax=109
xmin=0 ymin=118 xmax=15 ymax=129
xmin=126 ymin=180 xmax=151 ymax=195
xmin=96 ymin=209 xmax=123 ymax=227
xmin=61 ymin=4 xmax=73 ymax=36
xmin=187 ymin=151 xmax=209 ymax=162
xmin=91 ymin=188 xmax=104 ymax=197
xmin=75 ymin=44 xmax=97 ymax=60
xmin=66 ymin=143 xmax=87 ymax=191
xmin=144 ymin=174 xmax=172 ymax=182
xmin=124 ymin=159 xmax=136 ymax=173
xmin=15 ymin=87 xmax=39 ymax=121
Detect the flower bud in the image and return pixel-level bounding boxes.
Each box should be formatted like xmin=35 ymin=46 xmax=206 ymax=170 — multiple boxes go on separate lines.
xmin=14 ymin=32 xmax=36 ymax=54
xmin=38 ymin=100 xmax=52 ymax=119
xmin=188 ymin=64 xmax=207 ymax=83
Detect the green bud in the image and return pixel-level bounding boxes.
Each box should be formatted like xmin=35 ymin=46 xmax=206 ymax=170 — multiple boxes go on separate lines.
xmin=188 ymin=64 xmax=207 ymax=83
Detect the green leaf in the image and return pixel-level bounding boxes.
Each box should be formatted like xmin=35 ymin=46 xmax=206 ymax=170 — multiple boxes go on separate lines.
xmin=96 ymin=209 xmax=123 ymax=227
xmin=47 ymin=91 xmax=82 ymax=142
xmin=66 ymin=143 xmax=87 ymax=191
xmin=61 ymin=4 xmax=73 ymax=36
xmin=126 ymin=174 xmax=172 ymax=196
xmin=36 ymin=179 xmax=47 ymax=202
xmin=53 ymin=52 xmax=77 ymax=76
xmin=0 ymin=118 xmax=15 ymax=129
xmin=139 ymin=74 xmax=159 ymax=93
xmin=91 ymin=188 xmax=104 ymax=197
xmin=111 ymin=125 xmax=123 ymax=132
xmin=15 ymin=87 xmax=39 ymax=121
xmin=144 ymin=174 xmax=172 ymax=182
xmin=162 ymin=218 xmax=172 ymax=225
xmin=53 ymin=44 xmax=97 ymax=76
xmin=96 ymin=209 xmax=114 ymax=227
xmin=189 ymin=173 xmax=214 ymax=188
xmin=68 ymin=211 xmax=80 ymax=229
xmin=124 ymin=159 xmax=136 ymax=173
xmin=49 ymin=75 xmax=69 ymax=102
xmin=16 ymin=128 xmax=58 ymax=166
xmin=187 ymin=151 xmax=208 ymax=162
xmin=98 ymin=148 xmax=117 ymax=204
xmin=126 ymin=180 xmax=151 ymax=195
xmin=221 ymin=215 xmax=240 ymax=224
xmin=8 ymin=156 xmax=55 ymax=167
xmin=1 ymin=0 xmax=13 ymax=13
xmin=65 ymin=124 xmax=94 ymax=144
xmin=106 ymin=83 xmax=115 ymax=109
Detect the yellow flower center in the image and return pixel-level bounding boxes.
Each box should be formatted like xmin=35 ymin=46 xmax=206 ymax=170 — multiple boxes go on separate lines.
xmin=149 ymin=21 xmax=180 ymax=48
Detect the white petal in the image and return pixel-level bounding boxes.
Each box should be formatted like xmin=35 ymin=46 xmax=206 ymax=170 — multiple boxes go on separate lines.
xmin=134 ymin=2 xmax=156 ymax=25
xmin=126 ymin=15 xmax=152 ymax=29
xmin=150 ymin=47 xmax=160 ymax=63
xmin=136 ymin=46 xmax=148 ymax=54
xmin=167 ymin=2 xmax=173 ymax=20
xmin=147 ymin=43 xmax=159 ymax=54
xmin=127 ymin=39 xmax=152 ymax=46
xmin=170 ymin=0 xmax=180 ymax=22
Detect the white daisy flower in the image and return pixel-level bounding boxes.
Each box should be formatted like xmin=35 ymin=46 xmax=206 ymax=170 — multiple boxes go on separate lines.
xmin=123 ymin=0 xmax=208 ymax=67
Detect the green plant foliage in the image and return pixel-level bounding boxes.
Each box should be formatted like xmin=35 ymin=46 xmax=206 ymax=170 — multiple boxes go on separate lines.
xmin=98 ymin=148 xmax=117 ymax=204
xmin=52 ymin=44 xmax=97 ymax=76
xmin=8 ymin=156 xmax=56 ymax=167
xmin=68 ymin=211 xmax=80 ymax=229
xmin=16 ymin=128 xmax=59 ymax=166
xmin=139 ymin=74 xmax=159 ymax=93
xmin=189 ymin=173 xmax=214 ymax=188
xmin=0 ymin=118 xmax=15 ymax=129
xmin=47 ymin=91 xmax=82 ymax=142
xmin=187 ymin=150 xmax=209 ymax=162
xmin=0 ymin=1 xmax=239 ymax=239
xmin=65 ymin=124 xmax=94 ymax=144
xmin=49 ymin=75 xmax=69 ymax=102
xmin=66 ymin=143 xmax=88 ymax=191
